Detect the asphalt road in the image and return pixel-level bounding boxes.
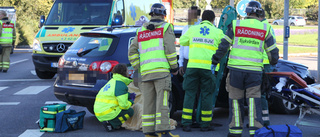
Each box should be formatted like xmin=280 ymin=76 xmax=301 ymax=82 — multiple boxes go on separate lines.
xmin=1 ymin=50 xmax=320 ymax=137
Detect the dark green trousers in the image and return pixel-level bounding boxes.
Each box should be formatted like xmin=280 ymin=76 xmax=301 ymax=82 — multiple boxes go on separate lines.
xmin=108 ymin=108 xmax=134 ymax=128
xmin=182 ymin=68 xmax=215 ymax=127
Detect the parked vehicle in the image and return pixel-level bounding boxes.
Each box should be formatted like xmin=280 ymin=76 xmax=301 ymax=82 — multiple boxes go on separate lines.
xmin=32 ymin=0 xmax=165 ymax=79
xmin=54 ymin=26 xmax=316 ymax=116
xmin=272 ymin=16 xmax=306 ymax=26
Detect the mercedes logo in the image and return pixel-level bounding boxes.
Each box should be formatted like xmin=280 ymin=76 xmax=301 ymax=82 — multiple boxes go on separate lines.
xmin=73 ymin=61 xmax=78 ymax=67
xmin=56 ymin=43 xmax=66 ymax=52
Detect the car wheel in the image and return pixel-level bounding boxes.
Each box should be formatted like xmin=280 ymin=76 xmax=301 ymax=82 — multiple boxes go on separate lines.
xmin=273 ymin=22 xmax=278 ymax=25
xmin=269 ymin=97 xmax=299 ymax=114
xmin=290 ymin=23 xmax=295 ymax=26
xmin=35 ymin=69 xmax=56 ymax=79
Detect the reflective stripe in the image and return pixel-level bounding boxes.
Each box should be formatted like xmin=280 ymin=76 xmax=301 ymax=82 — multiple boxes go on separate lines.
xmin=201 ymin=110 xmax=212 ymax=115
xmin=182 ymin=114 xmax=192 ymax=119
xmin=183 ymin=108 xmax=193 ymax=113
xmin=229 ymin=55 xmax=263 ymax=63
xmin=1 ymin=32 xmax=12 ymax=34
xmin=129 ymin=54 xmax=139 ymax=60
xmin=229 ymin=129 xmax=242 ymax=134
xmin=156 ymin=120 xmax=161 ymax=125
xmin=141 ymin=68 xmax=169 ymax=75
xmin=42 ymin=109 xmax=64 ymax=115
xmin=163 ymin=90 xmax=168 ymax=106
xmin=139 ymin=44 xmax=164 ymax=54
xmin=236 ymin=20 xmax=240 ymax=26
xmin=131 ymin=60 xmax=140 ymax=67
xmin=229 ymin=65 xmax=262 ymax=71
xmin=224 ymin=35 xmax=232 ymax=43
xmin=233 ymin=45 xmax=262 ymax=52
xmin=262 ymin=110 xmax=269 ymax=114
xmin=169 ymin=60 xmax=177 ymax=65
xmin=95 ymin=98 xmax=119 ymax=105
xmin=249 ymin=130 xmax=256 ymax=135
xmin=188 ymin=59 xmax=211 ymax=65
xmin=233 ymin=100 xmax=240 ymax=127
xmin=249 ymin=98 xmax=254 ymax=127
xmin=0 ymin=37 xmax=12 ymax=39
xmin=124 ymin=114 xmax=130 ymax=119
xmin=262 ymin=117 xmax=270 ymax=121
xmin=95 ymin=108 xmax=114 ymax=116
xmin=119 ymin=117 xmax=125 ymax=123
xmin=266 ymin=44 xmax=277 ymax=52
xmin=190 ymin=44 xmax=218 ymax=51
xmin=142 ymin=122 xmax=155 ymax=126
xmin=142 ymin=114 xmax=155 ymax=119
xmin=40 ymin=128 xmax=55 ymax=132
xmin=156 ymin=113 xmax=161 ymax=118
xmin=201 ymin=117 xmax=212 ymax=121
xmin=140 ymin=58 xmax=168 ymax=65
xmin=166 ymin=52 xmax=177 ymax=58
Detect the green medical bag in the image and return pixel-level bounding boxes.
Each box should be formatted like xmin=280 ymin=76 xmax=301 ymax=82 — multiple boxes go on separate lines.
xmin=39 ymin=104 xmax=66 ymax=132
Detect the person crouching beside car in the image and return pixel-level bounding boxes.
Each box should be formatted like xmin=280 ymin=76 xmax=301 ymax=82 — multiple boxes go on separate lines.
xmin=94 ymin=63 xmax=135 ymax=132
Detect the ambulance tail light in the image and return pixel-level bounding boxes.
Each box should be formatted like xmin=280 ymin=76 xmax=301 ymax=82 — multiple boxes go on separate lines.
xmin=89 ymin=60 xmax=119 ymax=73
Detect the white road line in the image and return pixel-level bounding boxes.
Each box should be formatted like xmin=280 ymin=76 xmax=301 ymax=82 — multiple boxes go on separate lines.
xmin=0 ymin=87 xmax=8 ymax=91
xmin=0 ymin=79 xmax=40 ymax=82
xmin=0 ymin=102 xmax=20 ymax=105
xmin=14 ymin=86 xmax=50 ymax=95
xmin=31 ymin=70 xmax=36 ymax=75
xmin=18 ymin=129 xmax=44 ymax=137
xmin=11 ymin=59 xmax=28 ymax=65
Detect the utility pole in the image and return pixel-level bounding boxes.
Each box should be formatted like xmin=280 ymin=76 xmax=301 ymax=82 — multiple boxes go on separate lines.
xmin=283 ymin=0 xmax=289 ymax=60
xmin=317 ymin=1 xmax=320 ymax=83
xmin=230 ymin=0 xmax=234 ymax=7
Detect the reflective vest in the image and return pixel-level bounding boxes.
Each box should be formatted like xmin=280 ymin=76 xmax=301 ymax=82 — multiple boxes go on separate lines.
xmin=0 ymin=20 xmax=14 ymax=45
xmin=94 ymin=74 xmax=133 ymax=122
xmin=228 ymin=19 xmax=270 ymax=71
xmin=181 ymin=20 xmax=225 ymax=70
xmin=262 ymin=20 xmax=276 ymax=64
xmin=137 ymin=23 xmax=172 ymax=75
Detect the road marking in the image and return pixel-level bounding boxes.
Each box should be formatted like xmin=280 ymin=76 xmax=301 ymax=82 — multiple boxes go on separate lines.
xmin=0 ymin=79 xmax=41 ymax=82
xmin=31 ymin=70 xmax=36 ymax=75
xmin=0 ymin=102 xmax=20 ymax=105
xmin=11 ymin=59 xmax=28 ymax=65
xmin=18 ymin=129 xmax=44 ymax=137
xmin=14 ymin=86 xmax=50 ymax=95
xmin=0 ymin=87 xmax=8 ymax=91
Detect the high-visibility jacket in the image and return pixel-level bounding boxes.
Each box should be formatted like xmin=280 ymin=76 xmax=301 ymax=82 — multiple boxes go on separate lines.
xmin=0 ymin=20 xmax=14 ymax=45
xmin=180 ymin=20 xmax=225 ymax=70
xmin=136 ymin=23 xmax=173 ymax=76
xmin=94 ymin=73 xmax=133 ymax=122
xmin=228 ymin=19 xmax=270 ymax=72
xmin=261 ymin=19 xmax=277 ymax=64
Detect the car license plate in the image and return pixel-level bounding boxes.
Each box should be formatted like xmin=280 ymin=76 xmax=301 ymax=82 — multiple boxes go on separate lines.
xmin=68 ymin=74 xmax=84 ymax=81
xmin=51 ymin=62 xmax=58 ymax=68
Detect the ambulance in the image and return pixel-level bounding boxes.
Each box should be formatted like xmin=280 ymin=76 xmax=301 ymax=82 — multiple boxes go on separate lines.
xmin=32 ymin=0 xmax=172 ymax=79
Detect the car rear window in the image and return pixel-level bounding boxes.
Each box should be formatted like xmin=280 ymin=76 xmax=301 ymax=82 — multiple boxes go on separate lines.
xmin=297 ymin=17 xmax=304 ymax=19
xmin=65 ymin=36 xmax=118 ymax=57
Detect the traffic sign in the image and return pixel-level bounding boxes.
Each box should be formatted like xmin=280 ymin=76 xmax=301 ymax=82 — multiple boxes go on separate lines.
xmin=236 ymin=0 xmax=251 ymax=17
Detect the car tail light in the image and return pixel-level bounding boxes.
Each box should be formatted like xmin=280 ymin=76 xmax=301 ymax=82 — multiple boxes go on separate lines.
xmin=58 ymin=57 xmax=65 ymax=68
xmin=89 ymin=60 xmax=119 ymax=73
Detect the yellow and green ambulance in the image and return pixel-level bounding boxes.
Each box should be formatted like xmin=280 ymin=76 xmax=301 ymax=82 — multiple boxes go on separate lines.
xmin=32 ymin=0 xmax=161 ymax=79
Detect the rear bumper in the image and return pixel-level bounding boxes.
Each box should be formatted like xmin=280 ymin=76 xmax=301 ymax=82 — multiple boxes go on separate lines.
xmin=32 ymin=53 xmax=61 ymax=72
xmin=53 ymin=78 xmax=108 ymax=107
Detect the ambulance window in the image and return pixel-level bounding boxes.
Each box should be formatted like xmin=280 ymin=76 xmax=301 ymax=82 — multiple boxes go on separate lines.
xmin=113 ymin=0 xmax=124 ymax=23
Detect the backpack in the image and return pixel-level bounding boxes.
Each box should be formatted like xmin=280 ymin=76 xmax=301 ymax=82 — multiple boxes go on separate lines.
xmin=39 ymin=104 xmax=66 ymax=132
xmin=55 ymin=109 xmax=86 ymax=133
xmin=254 ymin=124 xmax=302 ymax=137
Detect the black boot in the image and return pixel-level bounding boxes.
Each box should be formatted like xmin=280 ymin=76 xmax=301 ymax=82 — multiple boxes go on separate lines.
xmin=102 ymin=121 xmax=114 ymax=132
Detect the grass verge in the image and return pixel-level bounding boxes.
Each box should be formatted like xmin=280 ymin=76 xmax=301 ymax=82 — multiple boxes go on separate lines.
xmin=276 ymin=34 xmax=318 ymax=46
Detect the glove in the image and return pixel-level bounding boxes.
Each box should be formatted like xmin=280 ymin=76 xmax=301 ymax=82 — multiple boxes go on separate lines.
xmin=275 ymin=77 xmax=287 ymax=92
xmin=129 ymin=93 xmax=136 ymax=101
xmin=211 ymin=64 xmax=216 ymax=75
